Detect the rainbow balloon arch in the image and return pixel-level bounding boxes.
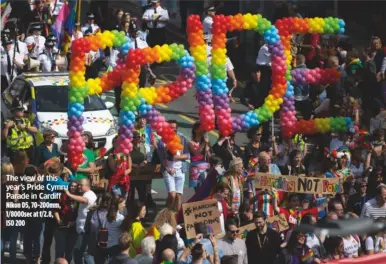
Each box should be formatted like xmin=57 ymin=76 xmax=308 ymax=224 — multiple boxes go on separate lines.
xmin=67 ymin=14 xmax=354 ymax=168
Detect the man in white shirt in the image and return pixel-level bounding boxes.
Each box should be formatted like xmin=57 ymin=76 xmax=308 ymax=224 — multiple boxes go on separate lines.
xmin=25 ymin=24 xmax=46 ymax=59
xmin=217 ymin=220 xmax=248 ymax=264
xmin=203 ymin=6 xmax=215 ymax=37
xmin=142 ymin=0 xmax=169 ymax=47
xmin=65 ymin=178 xmax=97 ymax=264
xmin=81 ymin=13 xmax=100 ymax=35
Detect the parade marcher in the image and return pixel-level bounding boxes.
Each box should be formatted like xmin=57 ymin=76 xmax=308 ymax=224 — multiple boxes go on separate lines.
xmin=203 ymin=6 xmax=215 ymax=37
xmin=1 ymin=35 xmax=25 ymax=90
xmin=158 ymin=120 xmax=190 ymax=211
xmin=12 ymin=28 xmax=29 ymax=68
xmin=66 ymin=178 xmax=97 ymax=264
xmin=46 ymin=34 xmax=59 ymax=53
xmin=217 ymin=219 xmax=248 ymax=264
xmin=129 ymin=20 xmax=157 ymax=87
xmin=25 ymin=24 xmax=46 ymax=59
xmin=81 ymin=13 xmax=100 ymax=35
xmin=38 ymin=41 xmax=57 ymax=72
xmin=111 ymin=9 xmax=124 ymax=30
xmin=1 ymin=99 xmax=37 ymax=162
xmin=142 ymin=0 xmax=169 ymax=47
xmin=246 ymin=211 xmax=281 ymax=264
xmin=71 ymin=22 xmax=84 ymax=41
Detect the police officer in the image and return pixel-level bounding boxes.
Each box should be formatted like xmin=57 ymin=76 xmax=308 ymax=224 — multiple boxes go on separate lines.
xmin=1 ymin=98 xmax=37 ymax=162
xmin=1 ymin=35 xmax=25 ymax=92
xmin=203 ymin=6 xmax=215 ymax=36
xmin=46 ymin=34 xmax=59 ymax=54
xmin=142 ymin=0 xmax=169 ymax=47
xmin=38 ymin=41 xmax=56 ymax=72
xmin=25 ymin=24 xmax=46 ymax=59
xmin=81 ymin=13 xmax=100 ymax=35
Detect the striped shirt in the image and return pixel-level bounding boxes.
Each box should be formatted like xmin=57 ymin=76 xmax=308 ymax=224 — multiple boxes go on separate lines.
xmin=361 ymin=198 xmax=386 ymax=219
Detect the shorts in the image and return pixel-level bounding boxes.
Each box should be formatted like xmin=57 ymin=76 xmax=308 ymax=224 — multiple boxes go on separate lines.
xmin=163 ymin=169 xmax=185 ymax=194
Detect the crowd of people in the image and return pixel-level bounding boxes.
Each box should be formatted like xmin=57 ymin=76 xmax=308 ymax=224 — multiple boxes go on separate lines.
xmin=1 ymin=0 xmax=386 ymax=264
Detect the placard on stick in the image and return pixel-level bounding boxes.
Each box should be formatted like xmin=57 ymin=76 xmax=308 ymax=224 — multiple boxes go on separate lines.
xmin=238 ymin=214 xmax=289 ymax=239
xmin=182 ymin=199 xmax=222 ymax=239
xmin=252 ymin=173 xmax=342 ymax=194
xmin=266 ymin=214 xmax=289 ymax=232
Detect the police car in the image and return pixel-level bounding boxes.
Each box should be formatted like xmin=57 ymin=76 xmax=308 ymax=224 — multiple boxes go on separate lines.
xmin=1 ymin=72 xmax=117 ymax=154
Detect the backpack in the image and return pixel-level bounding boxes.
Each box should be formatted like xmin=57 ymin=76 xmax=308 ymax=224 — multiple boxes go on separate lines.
xmin=96 ymin=210 xmax=108 ymax=248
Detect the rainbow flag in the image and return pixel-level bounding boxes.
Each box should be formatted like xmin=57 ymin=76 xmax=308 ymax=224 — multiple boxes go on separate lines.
xmin=0 ymin=1 xmax=11 ymax=29
xmin=301 ymin=248 xmax=315 ymax=264
xmin=52 ymin=1 xmax=70 ymax=44
xmin=61 ymin=0 xmax=77 ymax=54
xmin=0 ymin=0 xmax=7 ymax=10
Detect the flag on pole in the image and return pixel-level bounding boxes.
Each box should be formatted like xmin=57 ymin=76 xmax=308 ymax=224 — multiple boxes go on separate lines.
xmin=52 ymin=2 xmax=70 ymax=42
xmin=61 ymin=0 xmax=77 ymax=54
xmin=0 ymin=0 xmax=7 ymax=10
xmin=1 ymin=2 xmax=11 ymax=30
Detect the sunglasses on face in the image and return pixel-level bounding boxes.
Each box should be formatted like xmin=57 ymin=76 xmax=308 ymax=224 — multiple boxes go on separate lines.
xmin=230 ymin=230 xmax=239 ymax=234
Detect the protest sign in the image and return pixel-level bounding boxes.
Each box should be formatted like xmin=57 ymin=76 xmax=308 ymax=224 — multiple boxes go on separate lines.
xmin=252 ymin=173 xmax=342 ymax=194
xmin=266 ymin=214 xmax=289 ymax=232
xmin=182 ymin=199 xmax=222 ymax=239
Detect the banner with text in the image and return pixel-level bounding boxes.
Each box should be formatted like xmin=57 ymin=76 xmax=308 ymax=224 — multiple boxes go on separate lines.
xmin=252 ymin=173 xmax=342 ymax=194
xmin=182 ymin=199 xmax=222 ymax=239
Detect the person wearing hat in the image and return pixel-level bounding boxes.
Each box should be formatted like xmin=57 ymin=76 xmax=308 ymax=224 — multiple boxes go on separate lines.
xmin=1 ymin=35 xmax=25 ymax=90
xmin=38 ymin=41 xmax=56 ymax=72
xmin=46 ymin=34 xmax=59 ymax=53
xmin=219 ymin=157 xmax=244 ymax=217
xmin=142 ymin=0 xmax=169 ymax=47
xmin=71 ymin=22 xmax=84 ymax=41
xmin=81 ymin=13 xmax=100 ymax=35
xmin=203 ymin=6 xmax=216 ymax=36
xmin=14 ymin=28 xmax=29 ymax=63
xmin=1 ymin=98 xmax=37 ymax=161
xmin=25 ymin=24 xmax=46 ymax=59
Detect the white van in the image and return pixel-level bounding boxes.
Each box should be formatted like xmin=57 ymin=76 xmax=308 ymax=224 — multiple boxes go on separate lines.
xmin=1 ymin=72 xmax=117 ymax=154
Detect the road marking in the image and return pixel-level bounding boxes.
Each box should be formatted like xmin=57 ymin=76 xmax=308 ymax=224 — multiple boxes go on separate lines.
xmin=157 ymin=103 xmax=168 ymax=109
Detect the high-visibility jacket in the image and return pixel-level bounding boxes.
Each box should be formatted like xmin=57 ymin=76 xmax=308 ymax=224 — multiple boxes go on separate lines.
xmin=5 ymin=118 xmax=34 ymax=150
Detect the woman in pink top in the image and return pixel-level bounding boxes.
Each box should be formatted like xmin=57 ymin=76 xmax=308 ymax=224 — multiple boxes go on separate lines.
xmin=188 ymin=122 xmax=211 ymax=190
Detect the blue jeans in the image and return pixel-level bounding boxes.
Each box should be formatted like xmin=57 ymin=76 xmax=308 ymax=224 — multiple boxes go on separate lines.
xmin=73 ymin=232 xmax=94 ymax=264
xmin=55 ymin=227 xmax=77 ymax=263
xmin=24 ymin=218 xmax=44 ymax=260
